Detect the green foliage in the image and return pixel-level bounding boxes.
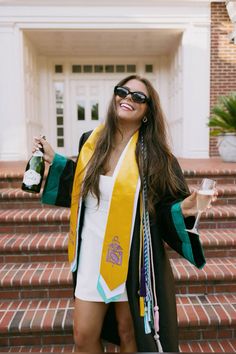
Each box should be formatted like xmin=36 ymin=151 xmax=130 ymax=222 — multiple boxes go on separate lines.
xmin=208 ymin=92 xmax=236 ymax=136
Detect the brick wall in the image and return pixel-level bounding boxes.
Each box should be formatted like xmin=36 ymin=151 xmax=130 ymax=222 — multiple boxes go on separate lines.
xmin=210 ymin=2 xmax=236 ymax=156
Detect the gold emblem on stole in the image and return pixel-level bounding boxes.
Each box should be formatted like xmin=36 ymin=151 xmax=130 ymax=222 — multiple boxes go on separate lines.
xmin=106 ymin=236 xmax=123 ymax=266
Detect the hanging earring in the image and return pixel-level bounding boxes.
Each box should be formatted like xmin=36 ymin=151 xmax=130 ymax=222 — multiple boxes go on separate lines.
xmin=142 ymin=116 xmax=148 ymax=124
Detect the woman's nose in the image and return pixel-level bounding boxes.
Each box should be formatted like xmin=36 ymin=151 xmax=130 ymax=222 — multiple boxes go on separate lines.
xmin=125 ymin=94 xmax=133 ymax=101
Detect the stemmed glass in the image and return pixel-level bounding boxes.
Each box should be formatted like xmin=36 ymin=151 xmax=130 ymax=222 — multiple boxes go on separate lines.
xmin=186 ymin=178 xmax=216 ymax=234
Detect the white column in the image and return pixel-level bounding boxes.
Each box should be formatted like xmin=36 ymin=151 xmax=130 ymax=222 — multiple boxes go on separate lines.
xmin=38 ymin=56 xmax=51 ymax=145
xmin=181 ymin=24 xmax=211 ymax=158
xmin=166 ymin=46 xmax=183 ymax=157
xmin=0 ymin=24 xmax=27 ymax=160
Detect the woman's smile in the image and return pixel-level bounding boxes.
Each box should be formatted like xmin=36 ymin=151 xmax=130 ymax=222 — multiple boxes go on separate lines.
xmin=115 ymin=79 xmax=148 ymax=124
xmin=120 ymin=102 xmax=134 ymax=111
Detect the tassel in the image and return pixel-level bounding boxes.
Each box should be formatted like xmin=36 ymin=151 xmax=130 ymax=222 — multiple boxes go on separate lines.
xmin=139 ymin=267 xmax=146 ymax=297
xmin=139 ymin=297 xmax=145 ymax=317
xmin=154 ymin=334 xmax=163 ymax=353
xmin=144 ymin=312 xmax=151 ymax=334
xmin=147 ymin=300 xmax=151 ymax=322
xmin=154 ymin=305 xmax=159 ymax=332
xmin=154 ymin=306 xmax=162 ymax=352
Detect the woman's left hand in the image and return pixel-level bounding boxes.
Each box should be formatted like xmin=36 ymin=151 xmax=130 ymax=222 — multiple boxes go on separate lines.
xmin=181 ymin=189 xmax=218 ymax=218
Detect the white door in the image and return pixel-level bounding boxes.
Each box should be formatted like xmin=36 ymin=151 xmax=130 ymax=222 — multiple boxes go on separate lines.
xmin=70 ymin=78 xmax=122 ymax=156
xmin=70 ymin=76 xmax=157 ymax=155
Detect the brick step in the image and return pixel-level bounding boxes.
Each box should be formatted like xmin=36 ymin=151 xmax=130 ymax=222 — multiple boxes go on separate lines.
xmin=0 ymin=294 xmax=235 ymax=346
xmin=183 ymin=167 xmax=236 ymax=185
xmin=0 ymin=233 xmax=68 ymax=263
xmin=0 ymin=166 xmax=49 ymax=189
xmin=179 ymin=339 xmax=236 ymax=352
xmin=0 ymin=298 xmax=73 ymax=347
xmin=1 ymin=183 xmax=236 ymax=209
xmin=1 ymin=339 xmax=236 ymax=353
xmin=0 ymin=229 xmax=235 ymax=263
xmin=0 ymin=262 xmax=73 ymax=300
xmin=168 ymin=229 xmax=236 ymax=258
xmin=0 ymin=188 xmax=53 ymax=209
xmin=0 ymin=258 xmax=235 ymax=299
xmin=0 ymin=209 xmax=70 ymax=234
xmin=0 ymin=175 xmax=23 ymax=189
xmin=189 ymin=184 xmax=236 ymax=205
xmin=177 ymin=294 xmax=236 ymax=341
xmin=1 ymin=205 xmax=236 ymax=233
xmin=1 ymin=164 xmax=236 ymax=188
xmin=171 ymin=257 xmax=236 ymax=294
xmin=199 ymin=205 xmax=236 ymax=229
xmin=0 ymin=159 xmax=236 ymax=188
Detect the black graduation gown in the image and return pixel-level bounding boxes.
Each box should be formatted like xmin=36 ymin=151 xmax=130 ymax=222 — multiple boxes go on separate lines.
xmin=42 ymin=131 xmax=206 ymax=352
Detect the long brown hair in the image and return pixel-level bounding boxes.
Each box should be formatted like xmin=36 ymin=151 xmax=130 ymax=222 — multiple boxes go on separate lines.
xmin=81 ymin=75 xmax=188 ymax=215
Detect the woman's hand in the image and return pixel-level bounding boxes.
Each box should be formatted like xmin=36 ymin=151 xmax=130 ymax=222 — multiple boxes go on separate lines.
xmin=181 ymin=189 xmax=218 ymax=218
xmin=181 ymin=191 xmax=198 ymax=217
xmin=33 ymin=136 xmax=55 ymax=164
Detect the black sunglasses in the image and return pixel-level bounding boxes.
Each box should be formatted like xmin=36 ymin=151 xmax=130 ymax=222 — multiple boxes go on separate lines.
xmin=114 ymin=85 xmax=149 ymax=104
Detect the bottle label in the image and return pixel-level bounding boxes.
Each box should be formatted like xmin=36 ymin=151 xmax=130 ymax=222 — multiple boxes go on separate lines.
xmin=23 ymin=169 xmax=41 ymax=186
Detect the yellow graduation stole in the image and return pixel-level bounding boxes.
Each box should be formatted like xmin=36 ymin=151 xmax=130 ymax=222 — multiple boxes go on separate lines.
xmin=99 ymin=130 xmax=139 ymax=292
xmin=69 ymin=124 xmax=140 ymax=297
xmin=68 ymin=124 xmax=104 ymax=263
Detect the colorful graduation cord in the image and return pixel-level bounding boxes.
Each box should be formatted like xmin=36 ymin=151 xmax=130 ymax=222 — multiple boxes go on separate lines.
xmin=140 ymin=134 xmax=163 ymax=352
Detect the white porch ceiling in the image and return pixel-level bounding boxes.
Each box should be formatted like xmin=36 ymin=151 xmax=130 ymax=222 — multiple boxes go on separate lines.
xmin=24 ymin=29 xmax=182 ymax=56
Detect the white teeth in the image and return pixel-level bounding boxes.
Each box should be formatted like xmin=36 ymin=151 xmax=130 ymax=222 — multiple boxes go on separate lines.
xmin=120 ymin=103 xmax=133 ymax=111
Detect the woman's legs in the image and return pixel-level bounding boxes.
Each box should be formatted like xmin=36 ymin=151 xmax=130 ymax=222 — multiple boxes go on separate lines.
xmin=73 ymin=298 xmax=108 ymax=352
xmin=114 ymin=302 xmax=137 ymax=352
xmin=74 ymin=299 xmax=137 ymax=352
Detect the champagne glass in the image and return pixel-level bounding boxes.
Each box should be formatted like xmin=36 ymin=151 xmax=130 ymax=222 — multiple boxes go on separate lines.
xmin=186 ymin=178 xmax=216 ymax=234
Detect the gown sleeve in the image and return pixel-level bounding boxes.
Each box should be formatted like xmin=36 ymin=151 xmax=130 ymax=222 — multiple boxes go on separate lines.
xmin=41 ymin=154 xmax=76 ymax=207
xmin=156 ymin=157 xmax=206 ymax=269
xmin=41 ymin=132 xmax=90 ymax=207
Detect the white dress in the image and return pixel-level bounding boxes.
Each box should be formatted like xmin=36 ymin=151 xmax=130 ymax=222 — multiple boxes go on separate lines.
xmin=75 ymin=174 xmax=128 ymax=302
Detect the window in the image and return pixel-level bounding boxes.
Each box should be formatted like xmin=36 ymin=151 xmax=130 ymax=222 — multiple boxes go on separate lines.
xmin=95 ymin=65 xmax=103 ymax=73
xmin=55 ymin=65 xmax=63 ymax=73
xmin=57 ymin=127 xmax=64 ymax=136
xmin=91 ymin=102 xmax=99 ymax=120
xmin=105 ymin=65 xmax=114 ymax=73
xmin=77 ymin=102 xmax=85 ymax=120
xmin=83 ymin=65 xmax=93 ymax=73
xmin=54 ymin=82 xmax=65 ymax=148
xmin=71 ymin=63 xmax=138 ymax=74
xmin=145 ymin=64 xmax=153 ymax=73
xmin=127 ymin=65 xmax=136 ymax=73
xmin=57 ymin=138 xmax=64 ymax=147
xmin=116 ymin=65 xmax=125 ymax=73
xmin=72 ymin=65 xmax=82 ymax=73
xmin=57 ymin=116 xmax=63 ymax=125
xmin=56 ymin=108 xmax=63 ymax=115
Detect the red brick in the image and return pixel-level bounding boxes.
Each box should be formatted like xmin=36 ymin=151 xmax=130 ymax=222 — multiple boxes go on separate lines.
xmin=210 ymin=3 xmax=236 ymax=156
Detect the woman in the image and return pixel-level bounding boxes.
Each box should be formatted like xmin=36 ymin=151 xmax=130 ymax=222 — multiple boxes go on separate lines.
xmin=35 ymin=75 xmax=211 ymax=352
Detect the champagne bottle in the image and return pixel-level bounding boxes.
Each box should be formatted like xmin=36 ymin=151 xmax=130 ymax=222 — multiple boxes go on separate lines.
xmin=22 ymin=137 xmax=45 ymax=194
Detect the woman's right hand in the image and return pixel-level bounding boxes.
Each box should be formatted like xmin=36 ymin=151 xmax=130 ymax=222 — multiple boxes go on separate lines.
xmin=33 ymin=136 xmax=55 ymax=164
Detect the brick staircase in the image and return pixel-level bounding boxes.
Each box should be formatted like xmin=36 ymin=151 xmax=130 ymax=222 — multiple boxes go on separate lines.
xmin=0 ymin=161 xmax=236 ymax=352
